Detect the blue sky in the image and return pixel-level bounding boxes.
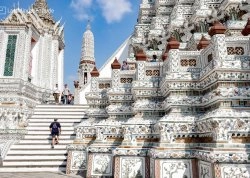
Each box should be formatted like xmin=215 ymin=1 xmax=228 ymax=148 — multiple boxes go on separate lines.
xmin=0 ymin=0 xmax=140 ymax=89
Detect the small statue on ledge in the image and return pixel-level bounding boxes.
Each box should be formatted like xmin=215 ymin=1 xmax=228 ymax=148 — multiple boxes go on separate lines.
xmin=206 ymin=6 xmax=225 ymax=23
xmin=239 ymin=0 xmax=250 ymax=20
xmin=74 ymin=81 xmax=79 ymax=89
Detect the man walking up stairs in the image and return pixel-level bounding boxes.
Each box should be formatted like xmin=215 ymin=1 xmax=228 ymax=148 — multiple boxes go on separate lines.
xmin=50 ymin=118 xmax=61 ymax=149
xmin=0 ymin=104 xmax=88 ymax=173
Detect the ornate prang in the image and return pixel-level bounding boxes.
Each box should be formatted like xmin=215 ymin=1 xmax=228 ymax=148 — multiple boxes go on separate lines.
xmin=111 ymin=58 xmax=121 ymax=69
xmin=208 ymin=21 xmax=227 ymax=36
xmin=197 ymin=35 xmax=210 ymax=50
xmin=90 ymin=66 xmax=99 ymax=77
xmin=69 ymin=0 xmax=250 ymax=177
xmin=242 ymin=18 xmax=250 ymax=36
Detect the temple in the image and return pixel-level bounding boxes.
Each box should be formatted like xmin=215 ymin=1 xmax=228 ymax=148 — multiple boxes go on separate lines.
xmin=0 ymin=0 xmax=64 ymax=169
xmin=1 ymin=0 xmax=250 ymax=177
xmin=70 ymin=0 xmax=250 ymax=177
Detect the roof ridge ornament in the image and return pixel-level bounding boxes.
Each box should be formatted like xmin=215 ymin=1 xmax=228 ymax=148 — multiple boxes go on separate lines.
xmin=111 ymin=58 xmax=121 ymax=69
xmin=208 ymin=20 xmax=226 ymax=36
xmin=90 ymin=66 xmax=100 ymax=77
xmin=32 ymin=0 xmax=55 ymax=25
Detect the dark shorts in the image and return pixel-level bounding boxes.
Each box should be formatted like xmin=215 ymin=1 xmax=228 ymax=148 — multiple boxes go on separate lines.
xmin=51 ymin=132 xmax=59 ymax=138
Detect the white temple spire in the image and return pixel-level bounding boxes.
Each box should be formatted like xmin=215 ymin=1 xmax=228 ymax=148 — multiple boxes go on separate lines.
xmin=75 ymin=21 xmax=96 ymax=104
xmin=80 ymin=21 xmax=95 ymax=62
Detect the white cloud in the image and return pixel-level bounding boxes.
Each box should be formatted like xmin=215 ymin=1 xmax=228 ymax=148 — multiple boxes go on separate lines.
xmin=70 ymin=0 xmax=132 ymax=23
xmin=97 ymin=0 xmax=132 ymax=23
xmin=70 ymin=0 xmax=93 ymax=20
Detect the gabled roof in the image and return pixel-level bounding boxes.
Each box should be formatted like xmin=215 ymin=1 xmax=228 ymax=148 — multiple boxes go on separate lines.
xmin=0 ymin=1 xmax=64 ymax=38
xmin=99 ymin=36 xmax=132 ymax=78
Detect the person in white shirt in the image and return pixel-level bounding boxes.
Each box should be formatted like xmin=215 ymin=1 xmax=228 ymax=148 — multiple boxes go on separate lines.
xmin=53 ymin=84 xmax=60 ymax=104
xmin=62 ymin=84 xmax=70 ymax=104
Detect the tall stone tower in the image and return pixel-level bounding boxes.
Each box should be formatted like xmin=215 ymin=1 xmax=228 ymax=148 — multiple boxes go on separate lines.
xmin=79 ymin=22 xmax=95 ymax=86
xmin=75 ymin=22 xmax=95 ymax=104
xmin=0 ymin=0 xmax=64 ymax=128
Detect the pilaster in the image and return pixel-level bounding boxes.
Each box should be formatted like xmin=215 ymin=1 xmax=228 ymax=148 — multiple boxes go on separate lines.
xmin=38 ymin=35 xmax=46 ymax=88
xmin=31 ymin=37 xmax=39 ymax=86
xmin=51 ymin=38 xmax=59 ymax=89
xmin=111 ymin=58 xmax=121 ymax=88
xmin=136 ymin=61 xmax=146 ymax=81
xmin=211 ymin=34 xmax=227 ymax=68
xmin=0 ymin=32 xmax=7 ymax=76
xmin=14 ymin=31 xmax=26 ymax=79
xmin=90 ymin=67 xmax=99 ymax=92
xmin=58 ymin=49 xmax=64 ymax=90
xmin=40 ymin=32 xmax=53 ymax=89
xmin=168 ymin=49 xmax=180 ymax=73
xmin=22 ymin=28 xmax=32 ymax=81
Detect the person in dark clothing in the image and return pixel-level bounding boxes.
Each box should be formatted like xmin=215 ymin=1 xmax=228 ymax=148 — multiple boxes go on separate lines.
xmin=49 ymin=118 xmax=61 ymax=149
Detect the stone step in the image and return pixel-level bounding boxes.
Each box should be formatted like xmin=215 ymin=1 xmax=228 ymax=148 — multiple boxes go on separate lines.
xmin=0 ymin=167 xmax=66 ymax=172
xmin=7 ymin=150 xmax=67 ymax=155
xmin=19 ymin=139 xmax=72 ymax=144
xmin=26 ymin=126 xmax=74 ymax=131
xmin=29 ymin=118 xmax=83 ymax=123
xmin=11 ymin=144 xmax=67 ymax=149
xmin=28 ymin=122 xmax=78 ymax=127
xmin=0 ymin=104 xmax=86 ymax=173
xmin=27 ymin=130 xmax=73 ymax=135
xmin=34 ymin=107 xmax=86 ymax=110
xmin=5 ymin=155 xmax=67 ymax=161
xmin=35 ymin=105 xmax=88 ymax=109
xmin=24 ymin=135 xmax=75 ymax=139
xmin=30 ymin=115 xmax=85 ymax=119
xmin=3 ymin=161 xmax=67 ymax=166
xmin=33 ymin=111 xmax=85 ymax=115
xmin=35 ymin=104 xmax=89 ymax=110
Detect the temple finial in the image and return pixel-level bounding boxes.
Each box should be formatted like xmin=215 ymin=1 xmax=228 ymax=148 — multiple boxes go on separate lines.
xmin=86 ymin=19 xmax=91 ymax=30
xmin=32 ymin=0 xmax=54 ymax=24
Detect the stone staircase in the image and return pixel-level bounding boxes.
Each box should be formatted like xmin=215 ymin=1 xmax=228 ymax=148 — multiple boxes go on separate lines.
xmin=0 ymin=104 xmax=88 ymax=172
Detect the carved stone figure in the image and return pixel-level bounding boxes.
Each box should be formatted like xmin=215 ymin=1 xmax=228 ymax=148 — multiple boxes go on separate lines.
xmin=74 ymin=81 xmax=79 ymax=88
xmin=181 ymin=21 xmax=195 ymax=42
xmin=239 ymin=0 xmax=250 ymax=20
xmin=207 ymin=6 xmax=225 ymax=23
xmin=72 ymin=152 xmax=86 ymax=170
xmin=96 ymin=127 xmax=106 ymax=142
xmin=121 ymin=158 xmax=144 ymax=178
xmin=93 ymin=154 xmax=111 ymax=174
xmin=18 ymin=112 xmax=29 ymax=128
xmin=123 ymin=127 xmax=132 ymax=142
xmin=163 ymin=162 xmax=189 ymax=178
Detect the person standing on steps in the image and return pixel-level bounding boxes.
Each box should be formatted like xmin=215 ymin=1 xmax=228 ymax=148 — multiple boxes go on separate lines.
xmin=62 ymin=84 xmax=70 ymax=104
xmin=49 ymin=118 xmax=61 ymax=149
xmin=121 ymin=61 xmax=129 ymax=70
xmin=53 ymin=84 xmax=60 ymax=104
